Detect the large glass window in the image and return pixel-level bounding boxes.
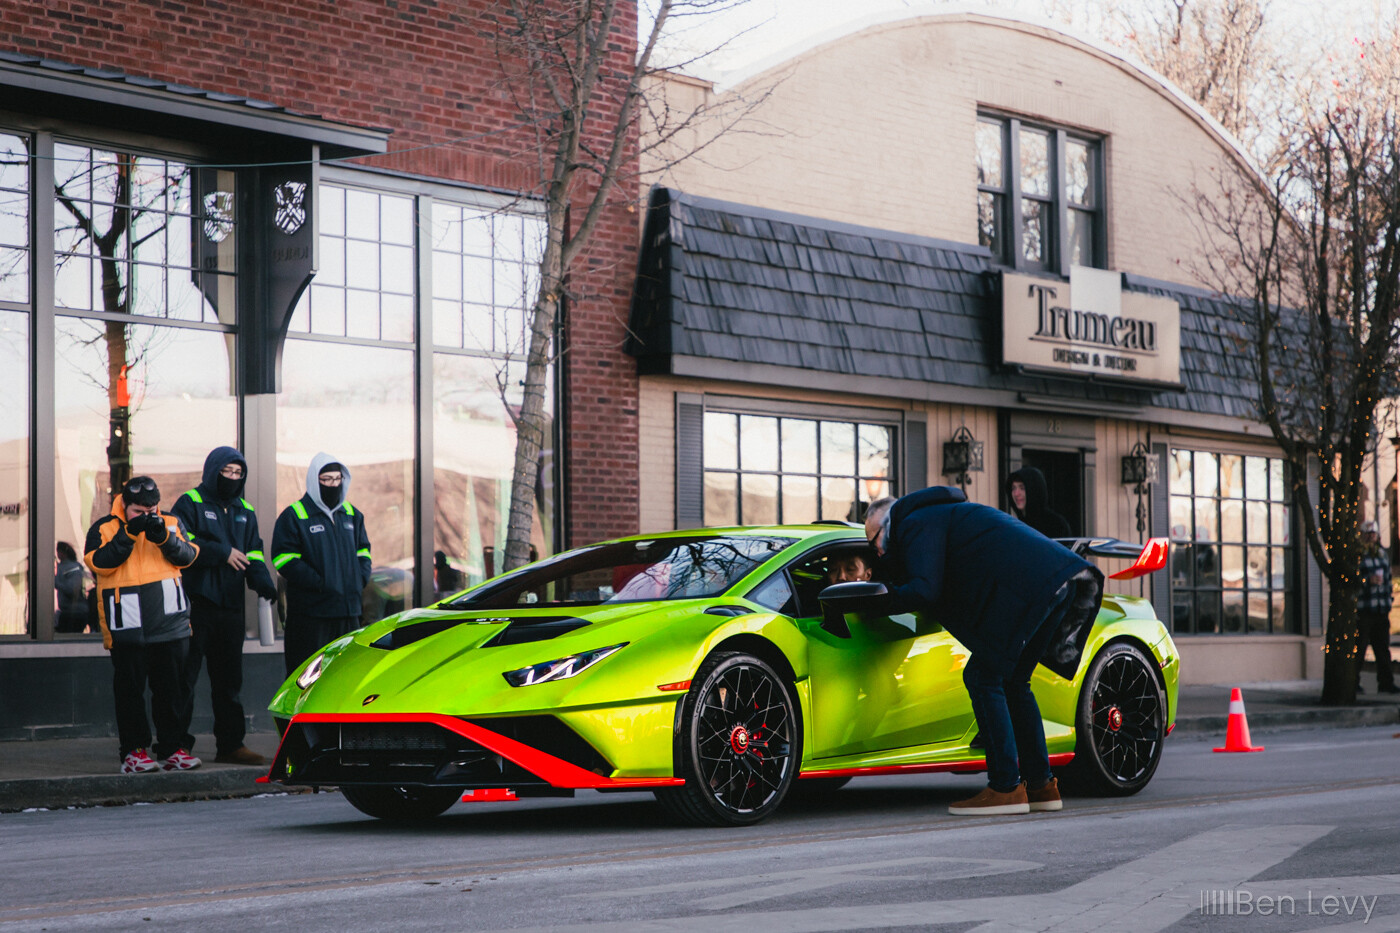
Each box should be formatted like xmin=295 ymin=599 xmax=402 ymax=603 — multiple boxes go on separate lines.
xmin=432 ymin=353 xmax=554 ymax=597
xmin=0 ymin=133 xmax=30 ymax=304
xmin=430 ymin=202 xmax=544 ymax=353
xmin=0 ymin=312 xmax=28 ymax=635
xmin=1168 ymin=449 xmax=1294 ymax=634
xmin=702 ymin=411 xmax=894 ymax=526
xmin=976 ymin=115 xmax=1103 ymax=273
xmin=53 ymin=145 xmax=234 ymax=323
xmin=277 ymin=339 xmax=415 ymax=626
xmin=287 ymin=184 xmax=415 ymax=341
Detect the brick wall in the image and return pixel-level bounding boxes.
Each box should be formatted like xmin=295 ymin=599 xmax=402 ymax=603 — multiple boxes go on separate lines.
xmin=1 ymin=0 xmax=641 ymax=547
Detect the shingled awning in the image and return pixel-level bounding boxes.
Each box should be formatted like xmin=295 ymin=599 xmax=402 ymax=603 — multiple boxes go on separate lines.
xmin=626 ymin=187 xmax=1261 ymax=421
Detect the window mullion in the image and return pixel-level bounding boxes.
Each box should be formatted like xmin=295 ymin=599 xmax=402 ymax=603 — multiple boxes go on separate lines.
xmin=1054 ymin=129 xmax=1070 ymax=277
xmin=1007 ymin=119 xmax=1024 ymax=271
xmin=31 ymin=131 xmax=56 ymax=641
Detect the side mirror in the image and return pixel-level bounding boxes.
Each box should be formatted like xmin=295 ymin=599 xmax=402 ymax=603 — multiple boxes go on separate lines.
xmin=817 ymin=581 xmax=890 ymax=638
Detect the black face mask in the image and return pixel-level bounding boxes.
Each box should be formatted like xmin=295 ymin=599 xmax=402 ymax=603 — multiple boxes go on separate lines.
xmin=320 ymin=482 xmax=342 ymax=508
xmin=216 ymin=474 xmax=243 ymax=501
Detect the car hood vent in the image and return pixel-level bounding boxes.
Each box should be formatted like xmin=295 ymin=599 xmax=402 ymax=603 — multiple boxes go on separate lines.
xmin=481 ymin=617 xmax=590 ymax=647
xmin=371 ymin=616 xmax=481 ymax=650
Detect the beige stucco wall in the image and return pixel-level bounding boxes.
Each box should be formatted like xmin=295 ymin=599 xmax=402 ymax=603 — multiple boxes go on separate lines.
xmin=645 ymin=12 xmax=1258 ymax=291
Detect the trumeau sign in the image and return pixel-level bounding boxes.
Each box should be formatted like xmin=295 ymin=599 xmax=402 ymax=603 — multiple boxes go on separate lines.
xmin=1002 ymin=266 xmax=1181 ymax=387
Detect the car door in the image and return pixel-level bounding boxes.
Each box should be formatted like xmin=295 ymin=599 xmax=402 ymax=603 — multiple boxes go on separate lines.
xmin=780 ymin=547 xmax=977 ymax=760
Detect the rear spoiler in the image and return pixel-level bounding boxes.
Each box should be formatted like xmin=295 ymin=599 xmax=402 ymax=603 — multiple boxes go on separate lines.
xmin=1053 ymin=536 xmax=1169 ymax=580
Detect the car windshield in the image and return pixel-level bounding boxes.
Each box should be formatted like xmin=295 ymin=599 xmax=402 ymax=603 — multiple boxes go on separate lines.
xmin=446 ymin=535 xmax=797 ymax=609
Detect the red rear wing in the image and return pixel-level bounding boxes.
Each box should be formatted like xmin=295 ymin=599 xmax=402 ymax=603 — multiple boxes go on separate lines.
xmin=1053 ymin=536 xmax=1169 ymax=580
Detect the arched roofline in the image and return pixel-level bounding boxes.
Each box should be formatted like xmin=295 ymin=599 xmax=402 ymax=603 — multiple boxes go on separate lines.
xmin=710 ymin=6 xmax=1270 ymax=192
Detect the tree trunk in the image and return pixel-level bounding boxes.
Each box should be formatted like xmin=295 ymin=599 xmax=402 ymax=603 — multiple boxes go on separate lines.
xmin=1320 ymin=571 xmax=1361 ymax=705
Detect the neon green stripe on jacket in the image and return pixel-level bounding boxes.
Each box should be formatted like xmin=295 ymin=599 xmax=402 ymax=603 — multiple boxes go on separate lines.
xmin=273 ymin=552 xmax=301 ymax=569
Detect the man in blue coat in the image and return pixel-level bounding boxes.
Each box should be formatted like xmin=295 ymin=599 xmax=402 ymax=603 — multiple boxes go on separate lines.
xmin=864 ymin=487 xmax=1103 ymax=816
xmin=272 ymin=453 xmax=373 ymax=676
xmin=171 ymin=447 xmax=279 ymax=765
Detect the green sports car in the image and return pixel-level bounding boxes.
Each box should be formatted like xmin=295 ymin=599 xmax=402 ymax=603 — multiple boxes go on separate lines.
xmin=265 ymin=525 xmax=1178 ymax=826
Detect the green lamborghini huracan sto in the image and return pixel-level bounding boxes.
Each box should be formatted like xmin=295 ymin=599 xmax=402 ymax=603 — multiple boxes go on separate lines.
xmin=265 ymin=525 xmax=1179 ymax=826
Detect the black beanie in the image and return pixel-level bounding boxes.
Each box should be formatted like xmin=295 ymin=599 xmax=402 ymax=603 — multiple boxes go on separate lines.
xmin=122 ymin=476 xmax=161 ymax=508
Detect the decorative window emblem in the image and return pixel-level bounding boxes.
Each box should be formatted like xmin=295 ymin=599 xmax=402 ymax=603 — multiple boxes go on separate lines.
xmin=274 ymin=181 xmax=307 ymax=235
xmin=202 ymin=191 xmax=234 ymax=243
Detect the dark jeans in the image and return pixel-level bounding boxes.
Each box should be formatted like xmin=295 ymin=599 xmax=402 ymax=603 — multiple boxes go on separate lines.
xmin=284 ymin=615 xmax=360 ymax=676
xmin=181 ymin=596 xmax=248 ymax=755
xmin=1359 ymin=608 xmax=1396 ymax=691
xmin=111 ymin=638 xmax=190 ymax=761
xmin=963 ymin=583 xmax=1073 ymax=793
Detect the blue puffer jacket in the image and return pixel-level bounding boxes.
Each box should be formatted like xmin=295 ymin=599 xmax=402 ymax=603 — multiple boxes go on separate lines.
xmin=170 ymin=446 xmax=278 ymax=608
xmin=882 ymin=486 xmax=1103 ymax=678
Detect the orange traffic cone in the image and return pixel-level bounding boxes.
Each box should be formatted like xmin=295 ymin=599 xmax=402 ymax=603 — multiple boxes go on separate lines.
xmin=1213 ymin=687 xmax=1264 ymax=752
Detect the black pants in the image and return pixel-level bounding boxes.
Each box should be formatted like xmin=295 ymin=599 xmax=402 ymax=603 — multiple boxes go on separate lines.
xmin=285 ymin=615 xmax=360 ymax=676
xmin=111 ymin=638 xmax=189 ymax=762
xmin=1360 ymin=608 xmax=1396 ymax=691
xmin=181 ymin=596 xmax=248 ymax=755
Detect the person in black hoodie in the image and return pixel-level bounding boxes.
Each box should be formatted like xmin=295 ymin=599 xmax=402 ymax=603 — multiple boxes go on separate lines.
xmin=272 ymin=452 xmax=372 ymax=676
xmin=170 ymin=447 xmax=278 ymax=766
xmin=864 ymin=487 xmax=1103 ymax=816
xmin=1006 ymin=466 xmax=1072 ymax=539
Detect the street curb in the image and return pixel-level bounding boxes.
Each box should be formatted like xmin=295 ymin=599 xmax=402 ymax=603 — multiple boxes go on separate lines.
xmin=0 ymin=769 xmax=285 ymax=812
xmin=1172 ymin=706 xmax=1400 ymax=736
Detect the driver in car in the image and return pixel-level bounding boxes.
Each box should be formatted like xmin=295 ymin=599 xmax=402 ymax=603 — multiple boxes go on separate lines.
xmin=863 ymin=487 xmax=1102 ymax=817
xmin=826 ymin=553 xmax=873 ymax=585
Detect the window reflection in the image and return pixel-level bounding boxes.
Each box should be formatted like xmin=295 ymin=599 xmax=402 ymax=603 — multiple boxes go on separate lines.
xmin=54 ymin=318 xmax=236 ymax=635
xmin=0 ymin=133 xmax=30 ymax=304
xmin=0 ymin=311 xmax=28 ymax=635
xmin=431 ymin=353 xmax=554 ymax=596
xmin=430 ymin=202 xmax=545 ymax=353
xmin=278 ymin=339 xmax=414 ymax=624
xmin=52 ymin=144 xmax=234 ymax=324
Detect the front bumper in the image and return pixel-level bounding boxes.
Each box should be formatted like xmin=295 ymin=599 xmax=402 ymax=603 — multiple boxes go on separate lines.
xmin=263 ymin=713 xmax=684 ymax=790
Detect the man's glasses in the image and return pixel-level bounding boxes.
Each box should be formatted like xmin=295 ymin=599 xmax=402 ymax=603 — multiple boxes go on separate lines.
xmin=219 ymin=465 xmax=244 ymax=478
xmin=319 ymin=473 xmax=343 ymax=485
xmin=124 ymin=479 xmax=157 ymax=494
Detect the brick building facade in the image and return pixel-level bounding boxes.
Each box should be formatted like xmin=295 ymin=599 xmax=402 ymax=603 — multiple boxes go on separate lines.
xmin=0 ymin=1 xmax=640 ymax=738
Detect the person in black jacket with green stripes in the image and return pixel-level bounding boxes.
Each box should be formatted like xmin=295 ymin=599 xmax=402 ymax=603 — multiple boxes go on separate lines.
xmin=170 ymin=446 xmax=278 ymax=765
xmin=272 ymin=452 xmax=372 ymax=676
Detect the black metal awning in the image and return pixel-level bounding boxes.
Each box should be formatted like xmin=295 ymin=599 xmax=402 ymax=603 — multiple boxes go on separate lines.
xmin=0 ymin=52 xmax=388 ymax=160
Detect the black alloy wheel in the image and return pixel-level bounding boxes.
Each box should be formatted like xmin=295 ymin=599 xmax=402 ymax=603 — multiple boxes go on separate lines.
xmin=340 ymin=784 xmax=464 ymax=821
xmin=1065 ymin=641 xmax=1166 ymax=796
xmin=655 ymin=651 xmax=801 ymax=826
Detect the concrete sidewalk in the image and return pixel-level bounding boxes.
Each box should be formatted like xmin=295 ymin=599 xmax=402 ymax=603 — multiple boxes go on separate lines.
xmin=2 ymin=678 xmax=1397 ymax=813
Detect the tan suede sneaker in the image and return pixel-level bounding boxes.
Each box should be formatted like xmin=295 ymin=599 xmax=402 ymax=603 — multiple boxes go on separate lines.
xmin=1027 ymin=777 xmax=1063 ymax=812
xmin=948 ymin=783 xmax=1030 ymax=815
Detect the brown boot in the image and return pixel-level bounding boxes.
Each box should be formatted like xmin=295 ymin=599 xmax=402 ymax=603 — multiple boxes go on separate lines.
xmin=214 ymin=746 xmax=267 ymax=766
xmin=1027 ymin=777 xmax=1062 ymax=812
xmin=948 ymin=783 xmax=1029 ymax=815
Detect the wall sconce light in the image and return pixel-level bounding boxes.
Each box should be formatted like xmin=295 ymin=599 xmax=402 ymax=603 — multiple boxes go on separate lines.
xmin=942 ymin=426 xmax=984 ymax=492
xmin=1121 ymin=441 xmax=1158 ymax=536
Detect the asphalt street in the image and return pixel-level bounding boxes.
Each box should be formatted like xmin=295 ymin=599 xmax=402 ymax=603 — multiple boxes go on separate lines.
xmin=2 ymin=725 xmax=1397 ymax=933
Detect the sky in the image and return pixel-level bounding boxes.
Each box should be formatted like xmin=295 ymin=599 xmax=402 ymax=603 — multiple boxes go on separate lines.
xmin=648 ymin=0 xmax=1395 ymax=85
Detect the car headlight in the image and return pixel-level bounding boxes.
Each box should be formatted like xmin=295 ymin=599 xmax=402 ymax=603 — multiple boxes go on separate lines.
xmin=503 ymin=643 xmax=627 ymax=687
xmin=296 ymin=652 xmax=326 ymax=690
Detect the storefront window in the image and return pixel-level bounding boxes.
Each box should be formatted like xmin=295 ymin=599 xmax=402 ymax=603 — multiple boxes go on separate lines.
xmin=277 ymin=338 xmax=415 ymax=625
xmin=431 ymin=353 xmax=554 ymax=596
xmin=429 ymin=201 xmax=544 ymax=353
xmin=1168 ymin=449 xmax=1293 ymax=634
xmin=0 ymin=133 xmax=30 ymax=304
xmin=287 ymin=184 xmax=415 ymax=341
xmin=54 ymin=318 xmax=237 ymax=635
xmin=703 ymin=411 xmax=894 ymax=526
xmin=53 ymin=144 xmax=234 ymax=324
xmin=0 ymin=312 xmax=28 ymax=635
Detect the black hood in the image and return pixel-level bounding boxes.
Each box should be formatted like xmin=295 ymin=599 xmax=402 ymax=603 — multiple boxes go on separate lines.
xmin=1007 ymin=467 xmax=1050 ymax=516
xmin=200 ymin=446 xmax=247 ymax=502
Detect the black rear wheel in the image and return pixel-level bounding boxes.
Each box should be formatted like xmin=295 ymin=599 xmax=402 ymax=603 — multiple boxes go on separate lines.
xmin=1064 ymin=641 xmax=1165 ymax=796
xmin=655 ymin=651 xmax=801 ymax=826
xmin=340 ymin=785 xmax=463 ymax=821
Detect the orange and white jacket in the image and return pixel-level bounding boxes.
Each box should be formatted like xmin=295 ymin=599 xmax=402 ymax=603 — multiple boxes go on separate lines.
xmin=84 ymin=495 xmax=199 ymax=650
